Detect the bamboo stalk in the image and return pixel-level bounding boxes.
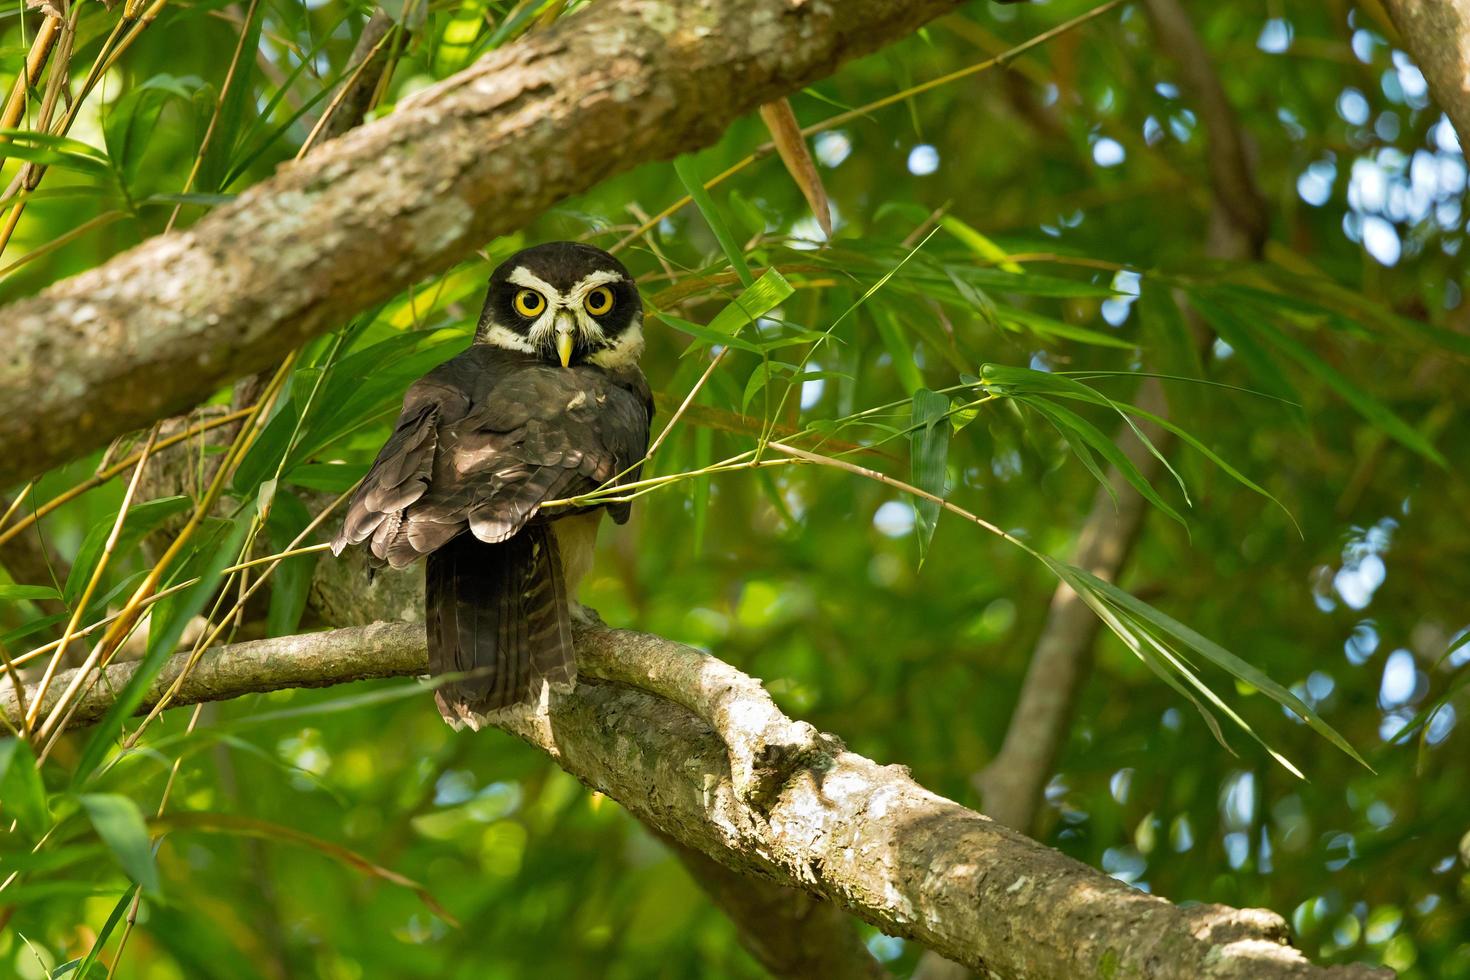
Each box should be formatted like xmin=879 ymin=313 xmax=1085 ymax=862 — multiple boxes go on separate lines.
xmin=0 ymin=407 xmax=255 ymax=547
xmin=0 ymin=18 xmax=62 ymax=167
xmin=25 ymin=427 xmax=160 ymax=727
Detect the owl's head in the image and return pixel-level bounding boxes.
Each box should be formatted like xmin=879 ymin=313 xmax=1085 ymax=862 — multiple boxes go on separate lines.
xmin=476 ymin=242 xmax=644 ymax=369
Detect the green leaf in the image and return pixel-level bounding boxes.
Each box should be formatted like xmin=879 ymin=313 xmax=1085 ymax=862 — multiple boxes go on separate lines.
xmin=265 ymin=489 xmax=318 ymax=637
xmin=1063 ymin=562 xmax=1371 ymax=771
xmin=0 ymin=129 xmax=113 ymax=178
xmin=0 ymin=584 xmax=61 ymax=602
xmin=872 ymin=309 xmax=925 ymax=395
xmin=297 ymin=335 xmax=468 ymax=466
xmin=104 ymin=75 xmax=205 ymax=190
xmin=996 ymin=305 xmax=1137 ymax=349
xmin=68 ymin=883 xmax=138 ymax=980
xmin=283 ymin=462 xmax=363 ymax=493
xmin=1248 ymin=305 xmax=1446 ymax=466
xmin=743 ymin=361 xmax=789 ymax=414
xmin=436 ymin=0 xmax=487 ymax=75
xmin=151 ymin=810 xmax=454 ymax=923
xmin=704 ymin=269 xmax=795 ymax=338
xmin=1137 ymin=283 xmax=1207 ymax=419
xmin=727 ymin=189 xmax=771 ymax=240
xmin=1109 ymin=398 xmax=1300 ymax=535
xmin=949 ymin=374 xmax=984 ymax=433
xmin=656 ymin=313 xmax=764 ymax=354
xmin=742 ymin=364 xmax=847 ymax=414
xmin=940 ymin=215 xmax=1022 ymax=272
xmin=979 ymin=364 xmax=1191 ymax=505
xmin=79 ymin=794 xmax=160 ymax=893
xmin=944 ymin=265 xmax=1117 ymax=299
xmin=1 ymin=612 xmax=69 ymax=647
xmin=0 ymin=737 xmax=51 ymax=840
xmin=674 ymin=155 xmax=755 ymax=287
xmin=1025 ymin=398 xmax=1187 ymax=527
xmin=1187 ymin=293 xmax=1301 ymax=409
xmin=197 ymin=8 xmax=264 ymax=194
xmin=910 ymin=389 xmax=951 ymax=562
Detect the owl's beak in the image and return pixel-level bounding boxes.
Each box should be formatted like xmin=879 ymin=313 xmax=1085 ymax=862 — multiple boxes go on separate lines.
xmin=554 ymin=312 xmax=575 ymax=368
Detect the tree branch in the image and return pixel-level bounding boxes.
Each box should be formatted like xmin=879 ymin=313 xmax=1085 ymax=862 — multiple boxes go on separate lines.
xmin=1381 ymin=0 xmax=1470 ymax=153
xmin=663 ymin=836 xmax=891 ymax=980
xmin=5 ymin=623 xmax=1387 ymax=979
xmin=0 ymin=0 xmax=971 ymax=488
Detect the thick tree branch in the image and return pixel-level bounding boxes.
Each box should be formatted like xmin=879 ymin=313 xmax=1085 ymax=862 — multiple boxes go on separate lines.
xmin=664 ymin=837 xmax=891 ymax=980
xmin=0 ymin=0 xmax=971 ymax=488
xmin=5 ymin=623 xmax=1386 ymax=979
xmin=1381 ymin=0 xmax=1470 ymax=153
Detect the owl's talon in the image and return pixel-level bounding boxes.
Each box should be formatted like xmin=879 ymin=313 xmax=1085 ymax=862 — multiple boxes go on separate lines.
xmin=569 ymin=602 xmax=604 ymax=626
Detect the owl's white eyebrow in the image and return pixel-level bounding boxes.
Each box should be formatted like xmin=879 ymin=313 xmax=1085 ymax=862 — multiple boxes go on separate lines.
xmin=506 ymin=267 xmax=563 ymax=301
xmin=570 ymin=269 xmax=624 ymax=295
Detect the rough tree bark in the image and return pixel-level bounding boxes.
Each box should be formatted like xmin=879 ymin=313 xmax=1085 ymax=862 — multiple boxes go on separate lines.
xmin=1382 ymin=0 xmax=1470 ymax=152
xmin=0 ymin=1 xmax=1401 ymax=974
xmin=0 ymin=0 xmax=974 ymax=488
xmin=2 ymin=623 xmax=1389 ymax=980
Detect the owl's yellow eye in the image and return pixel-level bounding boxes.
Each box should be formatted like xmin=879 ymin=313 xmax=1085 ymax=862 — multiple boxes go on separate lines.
xmin=513 ymin=289 xmax=546 ymax=317
xmin=584 ymin=286 xmax=615 ymax=316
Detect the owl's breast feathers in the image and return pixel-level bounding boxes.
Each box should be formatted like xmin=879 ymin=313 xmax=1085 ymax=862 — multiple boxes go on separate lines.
xmin=332 ymin=344 xmax=652 ymax=569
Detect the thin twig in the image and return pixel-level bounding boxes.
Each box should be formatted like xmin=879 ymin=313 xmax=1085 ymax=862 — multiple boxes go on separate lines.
xmin=0 ymin=407 xmax=255 ymax=548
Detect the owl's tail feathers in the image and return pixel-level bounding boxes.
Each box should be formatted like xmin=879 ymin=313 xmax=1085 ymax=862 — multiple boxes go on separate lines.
xmin=425 ymin=526 xmax=575 ymax=728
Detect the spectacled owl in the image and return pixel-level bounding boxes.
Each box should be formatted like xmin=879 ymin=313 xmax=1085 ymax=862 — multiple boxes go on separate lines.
xmin=331 ymin=242 xmax=652 ymax=727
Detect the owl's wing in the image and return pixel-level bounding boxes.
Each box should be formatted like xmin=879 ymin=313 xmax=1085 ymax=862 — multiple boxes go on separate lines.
xmin=331 ymin=347 xmax=650 ymax=568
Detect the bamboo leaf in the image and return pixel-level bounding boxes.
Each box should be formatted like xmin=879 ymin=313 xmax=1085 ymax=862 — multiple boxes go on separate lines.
xmin=0 ymin=737 xmax=51 ymax=840
xmin=759 ymin=98 xmax=832 ymax=237
xmin=1025 ymin=398 xmax=1186 ymax=526
xmin=64 ymin=497 xmax=193 ymax=605
xmin=0 ymin=583 xmax=61 ymax=601
xmin=674 ymin=155 xmax=755 ymax=287
xmin=78 ymin=794 xmax=160 ymax=893
xmin=1064 ymin=562 xmax=1372 ymax=771
xmin=103 ymin=75 xmax=205 ymax=190
xmin=941 ymin=215 xmax=1022 ymax=272
xmin=1110 ymin=398 xmax=1300 ymax=535
xmin=1187 ymin=293 xmax=1302 ymax=410
xmin=0 ymin=129 xmax=112 ymax=178
xmin=1250 ymin=308 xmax=1446 ymax=466
xmin=282 ymin=462 xmax=363 ymax=493
xmin=67 ymin=884 xmax=137 ymax=980
xmin=265 ymin=489 xmax=318 ymax=638
xmin=996 ymin=305 xmax=1137 ymax=349
xmin=705 ymin=268 xmax=795 ymax=338
xmin=197 ymin=6 xmax=264 ymax=195
xmin=1137 ymin=283 xmax=1206 ymax=419
xmin=655 ymin=313 xmax=765 ymax=354
xmin=872 ymin=309 xmax=925 ymax=395
xmin=910 ymin=389 xmax=951 ymax=563
xmin=980 ymin=364 xmax=1191 ymax=504
xmin=947 ymin=264 xmax=1118 ymax=299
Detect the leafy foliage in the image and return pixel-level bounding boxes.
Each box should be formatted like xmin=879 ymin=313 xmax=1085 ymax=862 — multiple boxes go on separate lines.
xmin=1 ymin=1 xmax=1467 ymax=978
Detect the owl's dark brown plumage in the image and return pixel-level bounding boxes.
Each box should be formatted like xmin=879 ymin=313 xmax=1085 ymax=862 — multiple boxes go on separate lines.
xmin=332 ymin=243 xmax=651 ymax=725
